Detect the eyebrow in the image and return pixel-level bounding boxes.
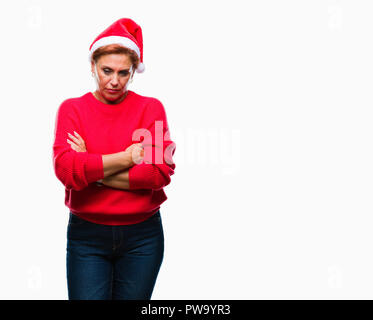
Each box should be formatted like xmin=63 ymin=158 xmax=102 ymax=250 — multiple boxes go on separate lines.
xmin=101 ymin=66 xmax=130 ymax=72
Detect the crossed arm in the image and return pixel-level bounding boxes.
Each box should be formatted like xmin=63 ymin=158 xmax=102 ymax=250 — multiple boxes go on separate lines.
xmin=67 ymin=131 xmax=131 ymax=190
xmin=100 ymin=169 xmax=129 ymax=189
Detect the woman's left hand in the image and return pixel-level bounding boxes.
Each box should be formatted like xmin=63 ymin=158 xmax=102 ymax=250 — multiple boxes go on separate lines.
xmin=67 ymin=131 xmax=87 ymax=152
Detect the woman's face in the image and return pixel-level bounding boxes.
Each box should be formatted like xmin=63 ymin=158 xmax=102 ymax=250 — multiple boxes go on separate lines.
xmin=91 ymin=53 xmax=134 ymax=104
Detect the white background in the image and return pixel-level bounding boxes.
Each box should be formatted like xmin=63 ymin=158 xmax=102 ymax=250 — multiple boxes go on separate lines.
xmin=0 ymin=0 xmax=372 ymax=299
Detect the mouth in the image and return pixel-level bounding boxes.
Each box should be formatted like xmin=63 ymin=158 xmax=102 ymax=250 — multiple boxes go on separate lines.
xmin=106 ymin=89 xmax=121 ymax=94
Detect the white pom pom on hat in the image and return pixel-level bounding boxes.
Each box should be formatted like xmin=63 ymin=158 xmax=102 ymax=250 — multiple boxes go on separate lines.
xmin=88 ymin=18 xmax=145 ymax=73
xmin=136 ymin=62 xmax=145 ymax=73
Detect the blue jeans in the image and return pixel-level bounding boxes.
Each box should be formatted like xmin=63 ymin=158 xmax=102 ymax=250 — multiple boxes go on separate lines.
xmin=66 ymin=210 xmax=164 ymax=300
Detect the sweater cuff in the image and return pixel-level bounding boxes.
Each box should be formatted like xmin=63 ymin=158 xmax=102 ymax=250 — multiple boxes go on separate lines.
xmin=128 ymin=163 xmax=158 ymax=190
xmin=85 ymin=153 xmax=104 ymax=183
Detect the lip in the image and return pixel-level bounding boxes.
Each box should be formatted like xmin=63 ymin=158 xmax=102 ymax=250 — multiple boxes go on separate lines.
xmin=106 ymin=89 xmax=120 ymax=93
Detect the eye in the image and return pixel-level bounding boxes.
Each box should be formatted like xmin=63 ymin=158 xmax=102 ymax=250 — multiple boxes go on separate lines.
xmin=103 ymin=69 xmax=111 ymax=74
xmin=120 ymin=71 xmax=130 ymax=76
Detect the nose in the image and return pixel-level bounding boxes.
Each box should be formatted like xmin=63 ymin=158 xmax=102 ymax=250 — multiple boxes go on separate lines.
xmin=110 ymin=74 xmax=119 ymax=86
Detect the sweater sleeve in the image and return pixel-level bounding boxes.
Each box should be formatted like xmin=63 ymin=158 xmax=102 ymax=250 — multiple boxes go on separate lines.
xmin=128 ymin=98 xmax=176 ymax=191
xmin=52 ymin=100 xmax=104 ymax=191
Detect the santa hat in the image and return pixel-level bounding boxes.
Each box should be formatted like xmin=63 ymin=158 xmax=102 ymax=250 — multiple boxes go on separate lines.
xmin=88 ymin=18 xmax=145 ymax=73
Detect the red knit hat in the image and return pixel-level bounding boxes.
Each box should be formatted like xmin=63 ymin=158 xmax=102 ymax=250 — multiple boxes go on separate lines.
xmin=88 ymin=18 xmax=145 ymax=73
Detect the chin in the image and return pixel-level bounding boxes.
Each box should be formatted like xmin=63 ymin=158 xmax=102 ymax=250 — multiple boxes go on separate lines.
xmin=103 ymin=91 xmax=123 ymax=100
xmin=103 ymin=94 xmax=117 ymax=101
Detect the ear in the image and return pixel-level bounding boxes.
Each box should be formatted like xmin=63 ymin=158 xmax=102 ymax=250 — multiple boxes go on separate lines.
xmin=91 ymin=61 xmax=96 ymax=75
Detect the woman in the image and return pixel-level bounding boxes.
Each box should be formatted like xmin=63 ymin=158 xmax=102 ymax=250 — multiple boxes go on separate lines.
xmin=52 ymin=18 xmax=176 ymax=300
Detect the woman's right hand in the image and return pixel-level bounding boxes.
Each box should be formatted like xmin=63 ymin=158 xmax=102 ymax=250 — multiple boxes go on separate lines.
xmin=124 ymin=143 xmax=144 ymax=167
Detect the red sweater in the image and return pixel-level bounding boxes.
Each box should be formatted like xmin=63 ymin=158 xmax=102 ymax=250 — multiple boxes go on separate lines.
xmin=52 ymin=90 xmax=176 ymax=225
